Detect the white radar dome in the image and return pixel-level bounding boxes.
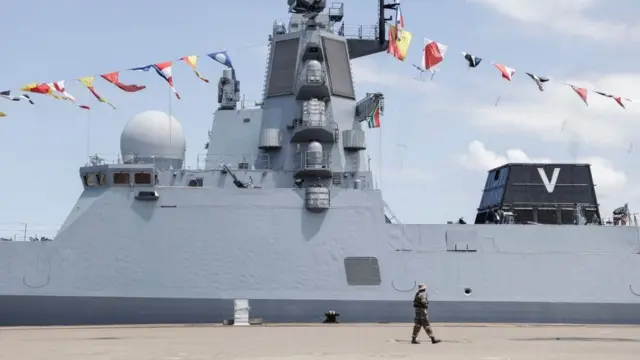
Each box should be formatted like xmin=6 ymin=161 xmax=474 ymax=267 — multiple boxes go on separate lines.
xmin=308 ymin=141 xmax=323 ymax=152
xmin=120 ymin=110 xmax=186 ymax=170
xmin=307 ymin=60 xmax=321 ymax=71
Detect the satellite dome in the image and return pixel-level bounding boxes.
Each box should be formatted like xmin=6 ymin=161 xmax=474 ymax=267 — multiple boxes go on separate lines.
xmin=308 ymin=141 xmax=322 ymax=152
xmin=120 ymin=110 xmax=186 ymax=170
xmin=307 ymin=60 xmax=321 ymax=70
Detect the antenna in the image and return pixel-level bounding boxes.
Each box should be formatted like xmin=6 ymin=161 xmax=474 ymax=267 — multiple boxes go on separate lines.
xmin=168 ymin=85 xmax=173 ymax=145
xmin=380 ymin=0 xmax=399 ymax=45
xmin=397 ymin=143 xmax=408 ymax=170
xmin=288 ymin=0 xmax=326 ymax=18
xmin=85 ymin=110 xmax=91 ymax=161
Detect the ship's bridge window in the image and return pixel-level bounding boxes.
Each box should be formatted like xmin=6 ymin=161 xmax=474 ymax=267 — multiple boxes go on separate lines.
xmin=83 ymin=172 xmax=105 ymax=187
xmin=134 ymin=172 xmax=153 ymax=185
xmin=112 ymin=172 xmax=130 ymax=185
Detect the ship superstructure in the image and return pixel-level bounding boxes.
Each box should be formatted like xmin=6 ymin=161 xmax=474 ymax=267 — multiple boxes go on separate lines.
xmin=0 ymin=0 xmax=639 ymax=326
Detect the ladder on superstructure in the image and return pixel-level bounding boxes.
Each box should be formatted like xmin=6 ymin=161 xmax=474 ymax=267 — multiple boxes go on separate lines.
xmin=384 ymin=201 xmax=401 ymax=224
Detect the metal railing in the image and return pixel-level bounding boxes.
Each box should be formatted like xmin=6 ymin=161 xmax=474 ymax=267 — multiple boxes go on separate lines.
xmin=601 ymin=214 xmax=640 ymax=227
xmin=337 ymin=24 xmax=380 ymax=40
xmin=201 ymin=153 xmax=271 ymax=171
xmin=238 ymin=95 xmax=263 ymax=109
xmin=85 ymin=153 xmax=271 ymax=171
xmin=328 ymin=2 xmax=344 ymax=22
xmin=294 ymin=117 xmax=329 ymax=128
xmin=294 ymin=151 xmax=331 ymax=170
xmin=87 ymin=153 xmax=176 ymax=164
xmin=261 ymin=39 xmax=272 ymax=101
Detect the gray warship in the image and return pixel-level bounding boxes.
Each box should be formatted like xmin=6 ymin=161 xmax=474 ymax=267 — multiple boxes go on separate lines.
xmin=1 ymin=0 xmax=640 ymax=326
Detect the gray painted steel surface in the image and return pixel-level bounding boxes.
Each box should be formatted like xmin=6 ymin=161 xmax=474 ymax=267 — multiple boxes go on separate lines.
xmin=1 ymin=1 xmax=639 ymax=326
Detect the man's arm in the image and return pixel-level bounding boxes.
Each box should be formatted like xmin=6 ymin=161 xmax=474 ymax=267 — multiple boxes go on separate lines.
xmin=420 ymin=293 xmax=428 ymax=307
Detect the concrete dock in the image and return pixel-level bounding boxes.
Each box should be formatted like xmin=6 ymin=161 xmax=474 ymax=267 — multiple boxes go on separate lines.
xmin=1 ymin=323 xmax=640 ymax=360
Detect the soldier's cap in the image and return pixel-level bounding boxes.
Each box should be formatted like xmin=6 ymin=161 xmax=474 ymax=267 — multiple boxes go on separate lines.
xmin=418 ymin=283 xmax=425 ymax=290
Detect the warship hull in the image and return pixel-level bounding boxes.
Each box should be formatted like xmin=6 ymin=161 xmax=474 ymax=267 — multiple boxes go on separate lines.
xmin=2 ymin=296 xmax=640 ymax=326
xmin=1 ymin=188 xmax=639 ymax=326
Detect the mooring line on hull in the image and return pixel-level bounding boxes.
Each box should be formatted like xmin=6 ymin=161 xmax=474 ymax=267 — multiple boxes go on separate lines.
xmin=391 ymin=280 xmax=416 ymax=292
xmin=630 ymin=284 xmax=640 ymax=297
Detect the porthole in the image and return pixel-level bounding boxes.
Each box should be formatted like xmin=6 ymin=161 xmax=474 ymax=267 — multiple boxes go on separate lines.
xmin=464 ymin=287 xmax=472 ymax=295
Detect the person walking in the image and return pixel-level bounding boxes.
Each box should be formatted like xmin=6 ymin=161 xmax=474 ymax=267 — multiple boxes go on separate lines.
xmin=411 ymin=283 xmax=441 ymax=344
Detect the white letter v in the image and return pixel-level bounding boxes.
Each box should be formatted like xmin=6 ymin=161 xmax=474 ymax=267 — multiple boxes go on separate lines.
xmin=537 ymin=167 xmax=560 ymax=193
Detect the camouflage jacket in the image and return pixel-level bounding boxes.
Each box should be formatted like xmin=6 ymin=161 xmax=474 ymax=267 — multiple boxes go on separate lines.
xmin=413 ymin=290 xmax=428 ymax=309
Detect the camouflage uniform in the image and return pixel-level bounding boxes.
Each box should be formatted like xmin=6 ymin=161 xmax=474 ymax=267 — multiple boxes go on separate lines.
xmin=411 ymin=285 xmax=440 ymax=344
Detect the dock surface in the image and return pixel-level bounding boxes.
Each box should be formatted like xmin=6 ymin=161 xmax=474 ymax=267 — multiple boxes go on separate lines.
xmin=2 ymin=323 xmax=640 ymax=360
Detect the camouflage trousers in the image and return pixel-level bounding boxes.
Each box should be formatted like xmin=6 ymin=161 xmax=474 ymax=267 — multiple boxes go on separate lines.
xmin=412 ymin=308 xmax=434 ymax=339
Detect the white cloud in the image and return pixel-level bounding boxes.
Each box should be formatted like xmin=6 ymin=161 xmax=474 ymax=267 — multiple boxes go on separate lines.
xmin=458 ymin=140 xmax=551 ymax=171
xmin=471 ymin=0 xmax=639 ymax=42
xmin=466 ymin=73 xmax=640 ymax=149
xmin=583 ymin=156 xmax=627 ymax=195
xmin=457 ymin=140 xmax=628 ymax=210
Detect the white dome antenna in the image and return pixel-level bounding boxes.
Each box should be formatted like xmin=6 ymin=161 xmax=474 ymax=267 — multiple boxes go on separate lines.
xmin=120 ymin=110 xmax=187 ymax=170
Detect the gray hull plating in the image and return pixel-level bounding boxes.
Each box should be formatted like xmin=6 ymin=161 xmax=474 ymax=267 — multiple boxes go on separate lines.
xmin=3 ymin=296 xmax=640 ymax=326
xmin=1 ymin=188 xmax=640 ymax=326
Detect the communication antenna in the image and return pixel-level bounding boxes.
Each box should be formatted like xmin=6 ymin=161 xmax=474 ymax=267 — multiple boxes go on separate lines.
xmin=85 ymin=108 xmax=91 ymax=161
xmin=397 ymin=143 xmax=408 ymax=169
xmin=168 ymin=86 xmax=173 ymax=145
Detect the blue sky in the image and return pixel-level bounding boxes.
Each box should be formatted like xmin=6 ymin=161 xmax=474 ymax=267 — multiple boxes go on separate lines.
xmin=1 ymin=0 xmax=639 ymax=237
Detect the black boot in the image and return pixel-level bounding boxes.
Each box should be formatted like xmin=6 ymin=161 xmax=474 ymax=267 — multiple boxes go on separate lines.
xmin=430 ymin=336 xmax=441 ymax=344
xmin=411 ymin=337 xmax=420 ymax=344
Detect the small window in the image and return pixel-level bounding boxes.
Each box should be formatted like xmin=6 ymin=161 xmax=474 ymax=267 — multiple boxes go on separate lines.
xmin=83 ymin=173 xmax=97 ymax=187
xmin=243 ymin=118 xmax=251 ymax=123
xmin=344 ymin=257 xmax=381 ymax=286
xmin=83 ymin=172 xmax=106 ymax=187
xmin=238 ymin=162 xmax=249 ymax=170
xmin=113 ymin=172 xmax=130 ymax=185
xmin=134 ymin=172 xmax=152 ymax=185
xmin=188 ymin=178 xmax=204 ymax=187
